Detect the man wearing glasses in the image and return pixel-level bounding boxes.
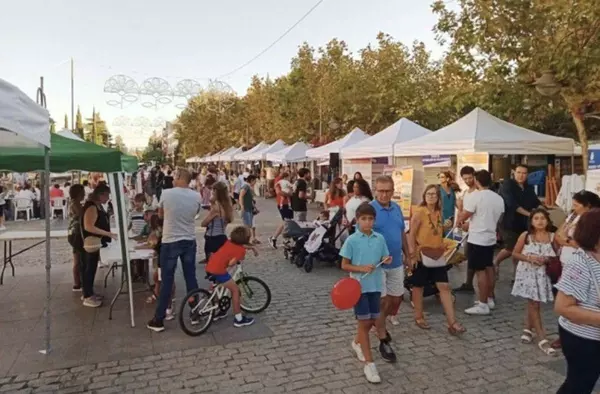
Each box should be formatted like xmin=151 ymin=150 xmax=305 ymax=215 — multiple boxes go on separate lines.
xmin=369 ymin=175 xmax=409 ymax=363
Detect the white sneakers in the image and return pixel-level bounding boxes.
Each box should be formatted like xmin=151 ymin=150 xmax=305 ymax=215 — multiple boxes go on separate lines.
xmin=388 ymin=315 xmax=400 ymax=326
xmin=363 ymin=363 xmax=381 ymax=384
xmin=351 ymin=341 xmax=365 ymax=362
xmin=83 ymin=297 xmax=102 ymax=308
xmin=487 ymin=297 xmax=496 ymax=310
xmin=465 ymin=301 xmax=491 ymax=315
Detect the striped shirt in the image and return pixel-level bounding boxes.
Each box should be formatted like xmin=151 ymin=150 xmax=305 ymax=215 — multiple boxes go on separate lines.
xmin=128 ymin=210 xmax=146 ymax=236
xmin=556 ymin=249 xmax=600 ymax=341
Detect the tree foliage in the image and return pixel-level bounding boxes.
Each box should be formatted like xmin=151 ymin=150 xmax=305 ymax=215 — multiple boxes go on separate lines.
xmin=84 ymin=111 xmax=112 ymax=147
xmin=75 ymin=107 xmax=84 ymax=138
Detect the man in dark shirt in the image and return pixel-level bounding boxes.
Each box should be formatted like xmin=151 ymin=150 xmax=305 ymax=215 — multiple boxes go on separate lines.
xmin=495 ymin=164 xmax=541 ymax=277
xmin=291 ymin=168 xmax=311 ymax=221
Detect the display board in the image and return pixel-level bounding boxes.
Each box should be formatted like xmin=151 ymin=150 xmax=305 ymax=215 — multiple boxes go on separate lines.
xmin=586 ymin=148 xmax=600 ymax=196
xmin=391 ymin=167 xmax=414 ymax=218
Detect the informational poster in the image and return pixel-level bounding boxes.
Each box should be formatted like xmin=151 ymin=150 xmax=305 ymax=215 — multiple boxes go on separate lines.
xmin=392 ymin=166 xmax=414 ymax=218
xmin=342 ymin=159 xmax=372 ymax=185
xmin=422 ymin=155 xmax=451 ymax=168
xmin=456 ymin=152 xmax=489 ymax=190
xmin=586 ymin=148 xmax=600 ymax=196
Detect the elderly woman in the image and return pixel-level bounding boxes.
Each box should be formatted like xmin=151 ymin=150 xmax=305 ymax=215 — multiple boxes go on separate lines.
xmin=554 ymin=209 xmax=600 ymax=394
xmin=408 ymin=184 xmax=465 ymax=335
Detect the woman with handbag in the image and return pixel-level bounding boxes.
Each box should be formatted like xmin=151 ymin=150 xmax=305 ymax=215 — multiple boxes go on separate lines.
xmin=408 ymin=185 xmax=465 ymax=335
xmin=554 ymin=208 xmax=600 ymax=394
xmin=510 ymin=208 xmax=557 ymax=355
xmin=81 ymin=183 xmax=117 ymax=308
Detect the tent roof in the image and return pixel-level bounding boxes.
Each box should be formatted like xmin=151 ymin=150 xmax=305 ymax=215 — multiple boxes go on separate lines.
xmin=393 ymin=108 xmax=576 ymax=156
xmin=342 ymin=119 xmax=431 ymax=159
xmin=266 ymin=141 xmax=311 ymax=163
xmin=205 ymin=148 xmax=228 ymax=162
xmin=56 ymin=128 xmax=84 ymax=142
xmin=306 ymin=128 xmax=367 ymax=159
xmin=0 ymin=78 xmax=51 ymax=148
xmin=0 ymin=133 xmax=138 ymax=173
xmin=185 ymin=156 xmax=202 ymax=163
xmin=219 ymin=146 xmax=244 ymax=162
xmin=245 ymin=139 xmax=287 ymax=161
xmin=215 ymin=147 xmax=236 ymax=161
xmin=235 ymin=142 xmax=269 ymax=161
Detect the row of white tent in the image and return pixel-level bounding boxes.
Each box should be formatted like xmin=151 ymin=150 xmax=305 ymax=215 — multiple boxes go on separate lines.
xmin=186 ymin=108 xmax=576 ymax=165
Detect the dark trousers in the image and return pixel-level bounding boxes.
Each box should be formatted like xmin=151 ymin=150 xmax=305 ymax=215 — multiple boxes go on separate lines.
xmin=557 ymin=326 xmax=600 ymax=394
xmin=156 ymin=187 xmax=163 ymax=202
xmin=204 ymin=234 xmax=228 ymax=261
xmin=81 ymin=250 xmax=100 ymax=298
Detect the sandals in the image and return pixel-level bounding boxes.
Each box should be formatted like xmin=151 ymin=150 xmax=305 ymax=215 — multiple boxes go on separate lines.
xmin=415 ymin=318 xmax=431 ymax=330
xmin=146 ymin=294 xmax=157 ymax=304
xmin=521 ymin=329 xmax=534 ymax=344
xmin=447 ymin=321 xmax=466 ymax=336
xmin=538 ymin=339 xmax=557 ymax=356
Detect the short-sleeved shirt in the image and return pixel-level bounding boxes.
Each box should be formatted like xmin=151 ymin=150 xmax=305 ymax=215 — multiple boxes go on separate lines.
xmin=500 ymin=180 xmax=540 ymax=233
xmin=275 ymin=179 xmax=290 ymax=206
xmin=241 ymin=183 xmax=254 ymax=212
xmin=159 ymin=187 xmax=201 ymax=244
xmin=128 ymin=209 xmax=146 ymax=236
xmin=291 ymin=179 xmax=308 ymax=212
xmin=555 ymin=249 xmax=600 ymax=341
xmin=371 ymin=200 xmax=405 ymax=269
xmin=463 ymin=189 xmax=505 ymax=246
xmin=440 ymin=187 xmax=456 ymax=222
xmin=339 ymin=230 xmax=390 ymax=293
xmin=206 ymin=240 xmax=247 ymax=275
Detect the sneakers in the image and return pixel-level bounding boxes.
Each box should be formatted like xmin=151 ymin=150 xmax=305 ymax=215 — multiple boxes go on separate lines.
xmin=72 ymin=286 xmax=82 ymax=292
xmin=487 ymin=297 xmax=496 ymax=310
xmin=363 ymin=363 xmax=381 ymax=384
xmin=82 ymin=297 xmax=102 ymax=308
xmin=0 ymin=225 xmax=6 ymax=231
xmin=351 ymin=340 xmax=365 ymax=362
xmin=388 ymin=315 xmax=400 ymax=326
xmin=453 ymin=283 xmax=475 ymax=293
xmin=465 ymin=301 xmax=491 ymax=315
xmin=146 ymin=318 xmax=165 ymax=332
xmin=268 ymin=236 xmax=277 ymax=250
xmin=233 ymin=315 xmax=255 ymax=327
xmin=378 ymin=339 xmax=397 ymax=363
xmin=165 ymin=308 xmax=175 ymax=321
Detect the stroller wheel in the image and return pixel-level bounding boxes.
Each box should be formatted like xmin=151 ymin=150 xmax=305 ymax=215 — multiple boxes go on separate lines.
xmin=294 ymin=254 xmax=305 ymax=268
xmin=283 ymin=250 xmax=289 ymax=260
xmin=304 ymin=256 xmax=314 ymax=273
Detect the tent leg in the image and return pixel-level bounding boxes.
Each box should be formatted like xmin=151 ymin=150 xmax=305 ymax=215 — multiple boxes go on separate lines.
xmin=40 ymin=148 xmax=52 ymax=355
xmin=112 ymin=173 xmax=136 ymax=327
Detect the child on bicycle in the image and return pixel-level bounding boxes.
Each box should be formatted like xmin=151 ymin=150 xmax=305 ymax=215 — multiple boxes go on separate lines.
xmin=205 ymin=225 xmax=258 ymax=327
xmin=339 ymin=202 xmax=392 ymax=384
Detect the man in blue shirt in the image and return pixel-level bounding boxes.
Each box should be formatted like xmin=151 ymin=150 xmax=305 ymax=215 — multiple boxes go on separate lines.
xmin=371 ymin=175 xmax=409 ymax=352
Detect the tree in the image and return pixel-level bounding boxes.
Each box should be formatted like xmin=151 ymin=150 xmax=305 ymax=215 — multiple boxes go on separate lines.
xmin=114 ymin=135 xmax=127 ymax=152
xmin=63 ymin=114 xmax=68 ymax=130
xmin=49 ymin=117 xmax=56 ymax=133
xmin=141 ymin=136 xmax=165 ymax=164
xmin=84 ymin=110 xmax=112 ymax=147
xmin=432 ymin=0 xmax=600 ymax=172
xmin=75 ymin=107 xmax=84 ymax=138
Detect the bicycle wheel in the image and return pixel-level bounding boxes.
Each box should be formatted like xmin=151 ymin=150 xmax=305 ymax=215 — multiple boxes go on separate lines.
xmin=237 ymin=276 xmax=271 ymax=313
xmin=178 ymin=288 xmax=216 ymax=336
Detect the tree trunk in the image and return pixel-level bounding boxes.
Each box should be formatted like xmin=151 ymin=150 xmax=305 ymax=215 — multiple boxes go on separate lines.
xmin=570 ymin=107 xmax=588 ymax=175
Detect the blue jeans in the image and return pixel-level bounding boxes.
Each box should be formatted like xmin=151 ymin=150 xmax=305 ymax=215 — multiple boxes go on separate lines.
xmin=154 ymin=239 xmax=199 ymax=321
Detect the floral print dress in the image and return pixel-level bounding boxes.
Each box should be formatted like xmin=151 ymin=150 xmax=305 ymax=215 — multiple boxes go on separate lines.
xmin=511 ymin=234 xmax=556 ymax=303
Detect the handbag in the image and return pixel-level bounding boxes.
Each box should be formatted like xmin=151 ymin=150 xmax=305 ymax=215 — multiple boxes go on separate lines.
xmin=420 ymin=246 xmax=447 ymax=268
xmin=83 ymin=236 xmax=103 ymax=253
xmin=546 ymin=234 xmax=562 ymax=284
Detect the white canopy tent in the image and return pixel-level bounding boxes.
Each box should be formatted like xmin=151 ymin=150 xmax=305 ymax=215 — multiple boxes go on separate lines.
xmin=219 ymin=146 xmax=244 ymax=162
xmin=306 ymin=128 xmax=367 ymax=160
xmin=205 ymin=148 xmax=228 ymax=163
xmin=393 ymin=108 xmax=576 ymax=156
xmin=267 ymin=141 xmax=311 ymax=163
xmin=185 ymin=155 xmax=203 ymax=164
xmin=56 ymin=128 xmax=84 ymax=142
xmin=214 ymin=147 xmax=237 ymax=161
xmin=235 ymin=142 xmax=269 ymax=161
xmin=245 ymin=139 xmax=287 ymax=161
xmin=342 ymin=119 xmax=431 ymax=158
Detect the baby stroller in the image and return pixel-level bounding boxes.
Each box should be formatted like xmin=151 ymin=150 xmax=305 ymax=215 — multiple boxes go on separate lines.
xmin=404 ymin=230 xmax=468 ymax=307
xmin=282 ymin=220 xmax=318 ymax=266
xmin=298 ymin=207 xmax=346 ymax=273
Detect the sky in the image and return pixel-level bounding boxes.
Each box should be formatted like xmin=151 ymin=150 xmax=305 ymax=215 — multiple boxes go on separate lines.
xmin=1 ymin=0 xmax=449 ymax=149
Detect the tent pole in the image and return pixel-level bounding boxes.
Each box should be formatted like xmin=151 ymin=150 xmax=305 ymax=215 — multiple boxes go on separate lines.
xmin=40 ymin=148 xmax=52 ymax=354
xmin=112 ymin=173 xmax=135 ymax=327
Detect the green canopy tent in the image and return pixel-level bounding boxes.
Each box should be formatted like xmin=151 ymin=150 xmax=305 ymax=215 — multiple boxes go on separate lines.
xmin=0 ymin=133 xmax=138 ymax=173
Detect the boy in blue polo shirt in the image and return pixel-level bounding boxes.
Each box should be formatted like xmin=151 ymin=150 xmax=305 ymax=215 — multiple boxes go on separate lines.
xmin=340 ymin=202 xmax=392 ymax=384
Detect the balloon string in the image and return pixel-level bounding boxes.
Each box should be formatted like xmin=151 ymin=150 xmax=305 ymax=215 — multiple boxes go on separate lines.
xmin=359 ymin=261 xmax=385 ymax=280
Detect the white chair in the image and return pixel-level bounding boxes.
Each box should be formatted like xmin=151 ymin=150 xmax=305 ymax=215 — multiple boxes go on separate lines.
xmin=50 ymin=197 xmax=67 ymax=219
xmin=13 ymin=198 xmax=33 ymax=221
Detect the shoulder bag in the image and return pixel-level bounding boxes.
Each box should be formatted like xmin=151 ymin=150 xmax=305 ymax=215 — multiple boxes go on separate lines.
xmin=546 ymin=233 xmax=562 ymax=284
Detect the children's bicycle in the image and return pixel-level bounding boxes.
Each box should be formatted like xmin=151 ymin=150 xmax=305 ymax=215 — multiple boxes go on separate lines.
xmin=178 ymin=263 xmax=271 ymax=336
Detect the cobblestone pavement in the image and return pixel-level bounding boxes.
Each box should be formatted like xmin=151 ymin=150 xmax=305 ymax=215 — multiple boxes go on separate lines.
xmin=0 ymin=198 xmax=580 ymax=393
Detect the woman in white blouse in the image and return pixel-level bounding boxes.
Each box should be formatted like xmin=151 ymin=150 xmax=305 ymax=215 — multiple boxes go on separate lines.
xmin=344 ymin=179 xmax=373 ymax=229
xmin=554 ymin=208 xmax=600 ymax=394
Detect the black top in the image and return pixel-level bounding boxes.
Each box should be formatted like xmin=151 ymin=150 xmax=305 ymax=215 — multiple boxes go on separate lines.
xmin=81 ymin=200 xmax=112 ymax=247
xmin=163 ymin=175 xmax=174 ymax=189
xmin=500 ymin=179 xmax=541 ymax=233
xmin=291 ymin=178 xmax=308 ymax=212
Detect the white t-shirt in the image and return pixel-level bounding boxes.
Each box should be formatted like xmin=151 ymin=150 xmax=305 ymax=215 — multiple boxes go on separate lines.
xmin=463 ymin=189 xmax=504 ymax=246
xmin=159 ymin=187 xmax=202 ymax=244
xmin=345 ymin=196 xmax=369 ymax=222
xmin=16 ymin=189 xmax=36 ymax=203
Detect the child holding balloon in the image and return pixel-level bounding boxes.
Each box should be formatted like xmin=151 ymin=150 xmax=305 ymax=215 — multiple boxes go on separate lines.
xmin=339 ymin=202 xmax=392 ymax=384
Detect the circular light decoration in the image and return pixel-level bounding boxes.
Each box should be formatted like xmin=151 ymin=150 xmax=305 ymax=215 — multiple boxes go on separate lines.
xmin=139 ymin=77 xmax=173 ymax=110
xmin=204 ymin=79 xmax=235 ymax=113
xmin=174 ymin=79 xmax=203 ymax=109
xmin=112 ymin=115 xmax=131 ymax=127
xmin=103 ymin=75 xmax=140 ymax=108
xmin=151 ymin=117 xmax=167 ymax=127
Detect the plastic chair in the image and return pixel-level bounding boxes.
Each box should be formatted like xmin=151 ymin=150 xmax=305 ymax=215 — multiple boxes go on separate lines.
xmin=50 ymin=197 xmax=67 ymax=219
xmin=13 ymin=198 xmax=33 ymax=221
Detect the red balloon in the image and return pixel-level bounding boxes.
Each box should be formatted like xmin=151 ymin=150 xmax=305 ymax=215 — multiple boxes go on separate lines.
xmin=331 ymin=277 xmax=362 ymax=310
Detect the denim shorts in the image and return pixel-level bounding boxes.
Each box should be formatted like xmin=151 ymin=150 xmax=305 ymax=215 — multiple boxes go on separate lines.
xmin=354 ymin=292 xmax=381 ymax=320
xmin=206 ymin=272 xmax=232 ymax=283
xmin=242 ymin=211 xmax=254 ymax=227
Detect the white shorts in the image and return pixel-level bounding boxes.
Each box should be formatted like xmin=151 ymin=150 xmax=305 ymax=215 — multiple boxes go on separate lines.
xmin=381 ymin=266 xmax=405 ymax=297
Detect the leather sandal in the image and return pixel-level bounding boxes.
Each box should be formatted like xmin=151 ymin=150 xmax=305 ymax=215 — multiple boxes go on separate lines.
xmin=447 ymin=321 xmax=466 ymax=336
xmin=415 ymin=318 xmax=431 ymax=330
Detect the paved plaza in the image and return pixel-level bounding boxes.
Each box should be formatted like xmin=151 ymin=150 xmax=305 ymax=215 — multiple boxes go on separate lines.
xmin=0 ymin=198 xmax=585 ymax=393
